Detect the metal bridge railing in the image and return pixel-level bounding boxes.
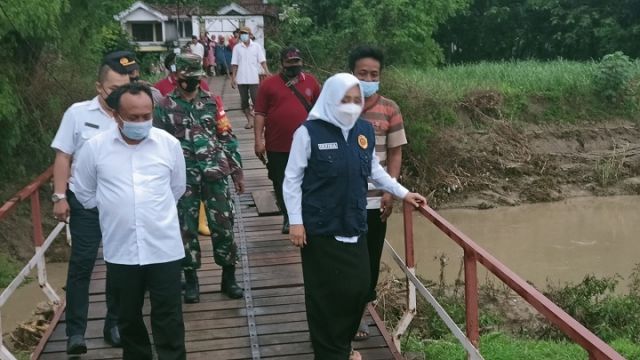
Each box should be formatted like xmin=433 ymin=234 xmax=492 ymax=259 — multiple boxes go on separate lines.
xmin=0 ymin=167 xmax=67 ymax=360
xmin=386 ymin=202 xmax=625 ymax=360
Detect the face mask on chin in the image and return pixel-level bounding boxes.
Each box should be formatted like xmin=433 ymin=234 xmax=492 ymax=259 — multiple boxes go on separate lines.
xmin=179 ymin=77 xmax=200 ymax=93
xmin=335 ymin=103 xmax=362 ymax=129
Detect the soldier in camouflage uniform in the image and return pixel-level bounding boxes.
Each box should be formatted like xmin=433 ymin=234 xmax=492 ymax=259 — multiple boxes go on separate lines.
xmin=154 ymin=54 xmax=245 ymax=303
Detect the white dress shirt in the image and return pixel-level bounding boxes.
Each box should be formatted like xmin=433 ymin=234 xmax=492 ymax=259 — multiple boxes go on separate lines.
xmin=231 ymin=40 xmax=266 ymax=84
xmin=50 ymin=96 xmax=116 ymax=193
xmin=73 ymin=127 xmax=186 ymax=265
xmin=190 ymin=42 xmax=205 ymax=61
xmin=283 ymin=124 xmax=410 ymax=243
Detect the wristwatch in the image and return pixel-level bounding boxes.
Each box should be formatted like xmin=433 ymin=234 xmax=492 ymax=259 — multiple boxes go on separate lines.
xmin=51 ymin=193 xmax=67 ymax=203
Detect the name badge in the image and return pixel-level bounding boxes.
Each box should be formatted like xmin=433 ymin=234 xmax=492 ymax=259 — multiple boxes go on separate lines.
xmin=318 ymin=142 xmax=338 ymax=150
xmin=84 ymin=122 xmax=99 ymax=129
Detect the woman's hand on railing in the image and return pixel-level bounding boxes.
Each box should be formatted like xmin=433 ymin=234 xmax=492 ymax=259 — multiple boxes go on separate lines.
xmin=403 ymin=192 xmax=426 ymax=208
xmin=289 ymin=224 xmax=307 ymax=248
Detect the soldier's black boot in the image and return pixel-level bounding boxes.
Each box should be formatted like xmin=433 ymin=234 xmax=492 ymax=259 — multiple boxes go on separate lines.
xmin=221 ymin=265 xmax=244 ymax=299
xmin=184 ymin=270 xmax=200 ymax=303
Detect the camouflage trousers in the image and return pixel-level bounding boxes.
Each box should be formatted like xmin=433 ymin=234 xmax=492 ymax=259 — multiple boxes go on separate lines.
xmin=179 ymin=177 xmax=238 ymax=270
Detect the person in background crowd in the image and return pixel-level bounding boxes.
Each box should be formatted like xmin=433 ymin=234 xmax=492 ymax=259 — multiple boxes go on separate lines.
xmin=154 ymin=54 xmax=246 ymax=304
xmin=231 ymin=26 xmax=270 ymax=129
xmin=228 ymin=29 xmax=239 ymax=51
xmin=51 ymin=51 xmax=133 ymax=355
xmin=283 ymin=73 xmax=426 ymax=360
xmin=348 ymin=45 xmax=408 ymax=341
xmin=73 ymin=83 xmax=187 ymax=360
xmin=190 ymin=35 xmax=205 ymax=63
xmin=215 ymin=34 xmax=230 ymax=76
xmin=204 ymin=34 xmax=216 ymax=76
xmin=254 ymin=46 xmax=321 ymax=234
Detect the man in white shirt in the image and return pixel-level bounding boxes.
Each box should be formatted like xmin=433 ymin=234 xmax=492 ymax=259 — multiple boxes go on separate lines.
xmin=189 ymin=35 xmax=205 ymax=62
xmin=230 ymin=26 xmax=270 ymax=129
xmin=73 ymin=83 xmax=187 ymax=360
xmin=50 ymin=55 xmax=132 ymax=354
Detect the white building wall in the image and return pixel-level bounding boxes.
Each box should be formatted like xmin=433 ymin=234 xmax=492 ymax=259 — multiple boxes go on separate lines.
xmin=202 ymin=16 xmax=264 ymax=47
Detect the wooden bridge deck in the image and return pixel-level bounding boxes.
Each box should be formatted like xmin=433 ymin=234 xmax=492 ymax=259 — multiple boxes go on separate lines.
xmin=36 ymin=76 xmax=400 ymax=359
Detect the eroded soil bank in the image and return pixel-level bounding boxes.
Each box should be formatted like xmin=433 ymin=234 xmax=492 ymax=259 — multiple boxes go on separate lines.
xmin=405 ymin=120 xmax=640 ymax=209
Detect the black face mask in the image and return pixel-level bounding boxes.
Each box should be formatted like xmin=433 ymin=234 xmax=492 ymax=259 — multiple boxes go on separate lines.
xmin=179 ymin=77 xmax=200 ymax=93
xmin=283 ymin=65 xmax=302 ymax=79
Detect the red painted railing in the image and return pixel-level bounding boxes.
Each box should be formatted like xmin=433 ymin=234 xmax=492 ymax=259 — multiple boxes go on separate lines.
xmin=402 ymin=203 xmax=625 ymax=360
xmin=0 ymin=166 xmax=67 ymax=360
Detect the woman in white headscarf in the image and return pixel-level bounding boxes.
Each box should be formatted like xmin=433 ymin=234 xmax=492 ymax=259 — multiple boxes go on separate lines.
xmin=283 ymin=73 xmax=425 ymax=360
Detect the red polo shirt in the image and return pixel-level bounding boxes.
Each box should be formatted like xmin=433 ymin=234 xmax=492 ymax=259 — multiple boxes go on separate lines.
xmin=254 ymin=73 xmax=321 ymax=152
xmin=154 ymin=75 xmax=210 ymax=96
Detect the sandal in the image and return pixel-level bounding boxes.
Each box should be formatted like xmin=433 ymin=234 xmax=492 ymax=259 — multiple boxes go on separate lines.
xmin=349 ymin=349 xmax=362 ymax=360
xmin=244 ymin=123 xmax=253 ymax=129
xmin=353 ymin=319 xmax=369 ymax=341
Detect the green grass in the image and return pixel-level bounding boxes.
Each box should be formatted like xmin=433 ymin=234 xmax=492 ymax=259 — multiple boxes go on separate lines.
xmin=0 ymin=252 xmax=21 ymax=288
xmin=404 ymin=332 xmax=640 ymax=360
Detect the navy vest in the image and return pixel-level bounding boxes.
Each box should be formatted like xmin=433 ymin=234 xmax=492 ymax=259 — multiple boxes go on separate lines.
xmin=301 ymin=119 xmax=375 ymax=237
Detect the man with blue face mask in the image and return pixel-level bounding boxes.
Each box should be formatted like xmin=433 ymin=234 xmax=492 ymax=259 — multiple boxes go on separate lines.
xmin=73 ymin=83 xmax=187 ymax=360
xmin=348 ymin=45 xmax=409 ymax=341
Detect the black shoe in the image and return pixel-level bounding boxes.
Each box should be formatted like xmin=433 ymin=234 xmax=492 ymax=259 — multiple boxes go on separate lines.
xmin=221 ymin=265 xmax=244 ymax=299
xmin=184 ymin=270 xmax=200 ymax=303
xmin=66 ymin=334 xmax=87 ymax=355
xmin=281 ymin=217 xmax=290 ymax=234
xmin=103 ymin=326 xmax=121 ymax=347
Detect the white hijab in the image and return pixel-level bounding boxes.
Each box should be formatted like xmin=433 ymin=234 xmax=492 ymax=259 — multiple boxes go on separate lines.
xmin=307 ymin=73 xmax=364 ymax=131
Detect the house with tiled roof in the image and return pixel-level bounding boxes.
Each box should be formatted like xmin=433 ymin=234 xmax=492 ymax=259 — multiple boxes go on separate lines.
xmin=114 ymin=1 xmax=278 ymax=52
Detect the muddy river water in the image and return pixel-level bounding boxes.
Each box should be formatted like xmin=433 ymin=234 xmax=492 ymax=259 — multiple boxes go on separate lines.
xmin=2 ymin=196 xmax=639 ymax=334
xmin=383 ymin=195 xmax=640 ymax=289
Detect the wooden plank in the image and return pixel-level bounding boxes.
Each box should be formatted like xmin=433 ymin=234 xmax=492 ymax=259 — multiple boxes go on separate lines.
xmin=252 ymin=189 xmax=281 ymax=216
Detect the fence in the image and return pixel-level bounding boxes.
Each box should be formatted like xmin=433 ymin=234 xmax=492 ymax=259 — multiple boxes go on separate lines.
xmin=0 ymin=167 xmax=66 ymax=360
xmin=386 ymin=202 xmax=625 ymax=360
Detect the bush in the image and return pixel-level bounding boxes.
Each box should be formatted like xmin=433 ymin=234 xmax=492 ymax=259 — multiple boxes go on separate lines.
xmin=593 ymin=52 xmax=638 ymax=108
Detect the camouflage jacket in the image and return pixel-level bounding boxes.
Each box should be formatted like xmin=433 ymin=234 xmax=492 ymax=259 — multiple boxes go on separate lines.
xmin=153 ymin=89 xmax=243 ymax=182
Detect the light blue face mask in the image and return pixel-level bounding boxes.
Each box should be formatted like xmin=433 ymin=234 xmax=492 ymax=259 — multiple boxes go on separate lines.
xmin=121 ymin=119 xmax=152 ymax=140
xmin=360 ymin=81 xmax=379 ymax=97
xmin=240 ymin=34 xmax=250 ymax=42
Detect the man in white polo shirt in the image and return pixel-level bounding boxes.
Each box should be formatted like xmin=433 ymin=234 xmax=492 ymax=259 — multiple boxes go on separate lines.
xmin=230 ymin=26 xmax=270 ymax=129
xmin=73 ymin=83 xmax=187 ymax=360
xmin=50 ymin=53 xmax=133 ymax=354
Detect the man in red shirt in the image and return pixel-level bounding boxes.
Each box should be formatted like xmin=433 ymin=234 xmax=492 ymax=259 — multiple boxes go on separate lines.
xmin=254 ymin=47 xmax=321 ymax=234
xmin=154 ymin=52 xmax=209 ymax=96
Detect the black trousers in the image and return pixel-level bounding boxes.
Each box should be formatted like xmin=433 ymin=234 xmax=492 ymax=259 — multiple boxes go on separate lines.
xmin=107 ymin=260 xmax=186 ymax=360
xmin=366 ymin=209 xmax=388 ymax=302
xmin=266 ymin=151 xmax=289 ymax=219
xmin=65 ymin=190 xmax=118 ymax=337
xmin=301 ymin=235 xmax=370 ymax=360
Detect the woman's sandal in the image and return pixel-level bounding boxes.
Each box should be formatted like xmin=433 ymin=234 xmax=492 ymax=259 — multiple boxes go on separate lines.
xmin=353 ymin=319 xmax=369 ymax=341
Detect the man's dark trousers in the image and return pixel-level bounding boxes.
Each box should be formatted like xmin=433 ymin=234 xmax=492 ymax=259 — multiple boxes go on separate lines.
xmin=366 ymin=208 xmax=388 ymax=302
xmin=266 ymin=151 xmax=289 ymax=219
xmin=107 ymin=259 xmax=186 ymax=360
xmin=65 ymin=190 xmax=118 ymax=337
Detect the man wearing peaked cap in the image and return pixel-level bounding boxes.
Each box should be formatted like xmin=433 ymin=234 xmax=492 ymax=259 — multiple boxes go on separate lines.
xmin=154 ymin=53 xmax=246 ymax=304
xmin=102 ymin=50 xmax=140 ymax=77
